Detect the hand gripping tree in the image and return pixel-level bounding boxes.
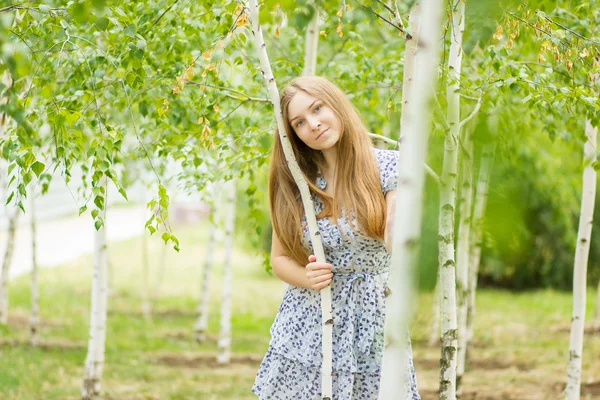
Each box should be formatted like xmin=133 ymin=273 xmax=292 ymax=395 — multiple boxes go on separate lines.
xmin=247 ymin=1 xmax=334 ymax=397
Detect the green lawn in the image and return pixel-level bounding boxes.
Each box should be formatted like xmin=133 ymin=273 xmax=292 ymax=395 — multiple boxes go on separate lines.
xmin=0 ymin=224 xmax=599 ymax=399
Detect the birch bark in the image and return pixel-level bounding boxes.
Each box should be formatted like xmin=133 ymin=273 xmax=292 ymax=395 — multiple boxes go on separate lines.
xmin=456 ymin=127 xmax=474 ymax=383
xmin=438 ymin=2 xmax=465 ymax=398
xmin=466 ymin=143 xmax=495 ymax=346
xmin=30 ymin=191 xmax=40 ymax=346
xmin=595 ymin=280 xmax=600 ymax=330
xmin=380 ymin=1 xmax=443 ymax=398
xmin=303 ymin=7 xmax=319 ymax=76
xmin=247 ymin=2 xmax=333 ymax=396
xmin=82 ymin=177 xmax=109 ymax=400
xmin=0 ymin=209 xmax=18 ymax=325
xmin=565 ymin=120 xmax=597 ymax=400
xmin=217 ymin=179 xmax=236 ymax=364
xmin=141 ymin=210 xmax=151 ymax=319
xmin=195 ymin=183 xmax=220 ymax=342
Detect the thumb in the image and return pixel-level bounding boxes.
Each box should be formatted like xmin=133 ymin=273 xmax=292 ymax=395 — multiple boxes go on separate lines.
xmin=308 ymin=254 xmax=316 ymax=262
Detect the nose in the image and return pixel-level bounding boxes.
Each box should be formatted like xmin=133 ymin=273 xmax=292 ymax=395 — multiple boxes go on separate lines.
xmin=308 ymin=116 xmax=321 ymax=131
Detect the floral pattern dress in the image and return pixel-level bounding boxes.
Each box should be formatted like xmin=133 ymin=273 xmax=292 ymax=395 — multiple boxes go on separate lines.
xmin=252 ymin=149 xmax=421 ymax=400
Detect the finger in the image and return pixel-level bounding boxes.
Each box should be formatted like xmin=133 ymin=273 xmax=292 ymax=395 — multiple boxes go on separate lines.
xmin=314 ymin=279 xmax=332 ymax=291
xmin=308 ymin=255 xmax=316 ymax=262
xmin=306 ymin=262 xmax=331 ymax=271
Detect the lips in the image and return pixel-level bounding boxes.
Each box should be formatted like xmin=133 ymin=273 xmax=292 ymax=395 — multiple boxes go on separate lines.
xmin=316 ymin=128 xmax=329 ymax=140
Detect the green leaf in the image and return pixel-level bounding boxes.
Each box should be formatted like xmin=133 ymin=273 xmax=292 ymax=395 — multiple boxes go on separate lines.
xmin=148 ymin=226 xmax=156 ymax=235
xmin=92 ymin=209 xmax=99 ymax=219
xmin=161 ymin=232 xmax=170 ymax=244
xmin=31 ymin=161 xmax=45 ymax=177
xmin=94 ymin=219 xmax=103 ymax=231
xmin=79 ymin=205 xmax=87 ymax=216
xmin=118 ymin=187 xmax=128 ymax=201
xmin=5 ymin=192 xmax=14 ymax=205
xmin=94 ymin=195 xmax=104 ymax=210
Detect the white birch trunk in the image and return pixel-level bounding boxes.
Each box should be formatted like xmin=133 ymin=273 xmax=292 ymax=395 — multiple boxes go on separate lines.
xmin=456 ymin=129 xmax=474 ymax=383
xmin=82 ymin=177 xmax=109 ymax=400
xmin=141 ymin=213 xmax=151 ymax=319
xmin=29 ymin=191 xmax=40 ymax=346
xmin=594 ymin=279 xmax=600 ymax=330
xmin=466 ymin=143 xmax=495 ymax=345
xmin=247 ymin=2 xmax=334 ymax=396
xmin=438 ymin=2 xmax=465 ymax=398
xmin=380 ymin=1 xmax=443 ymax=398
xmin=429 ymin=275 xmax=441 ymax=346
xmin=565 ymin=120 xmax=597 ymax=400
xmin=217 ymin=179 xmax=236 ymax=364
xmin=303 ymin=8 xmax=319 ymax=76
xmin=0 ymin=209 xmax=18 ymax=326
xmin=195 ymin=184 xmax=220 ymax=342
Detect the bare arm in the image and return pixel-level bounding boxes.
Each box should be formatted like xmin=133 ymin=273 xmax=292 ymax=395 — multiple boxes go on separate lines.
xmin=271 ymin=228 xmax=332 ymax=290
xmin=384 ymin=189 xmax=397 ymax=254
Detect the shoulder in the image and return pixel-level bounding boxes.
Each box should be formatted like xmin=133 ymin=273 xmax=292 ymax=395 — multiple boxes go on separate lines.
xmin=371 ymin=148 xmax=399 ymax=195
xmin=372 ymin=148 xmax=399 ymax=174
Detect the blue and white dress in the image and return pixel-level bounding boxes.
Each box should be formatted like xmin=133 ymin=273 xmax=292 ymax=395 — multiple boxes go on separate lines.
xmin=252 ymin=149 xmax=421 ymax=400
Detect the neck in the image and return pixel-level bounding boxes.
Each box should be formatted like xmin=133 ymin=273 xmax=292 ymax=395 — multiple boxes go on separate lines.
xmin=321 ymin=147 xmax=337 ymax=177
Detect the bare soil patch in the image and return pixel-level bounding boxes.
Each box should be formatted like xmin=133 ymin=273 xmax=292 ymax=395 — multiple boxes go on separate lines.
xmin=6 ymin=313 xmax=63 ymax=329
xmin=109 ymin=308 xmax=197 ymax=318
xmin=550 ymin=323 xmax=600 ymax=335
xmin=552 ymin=381 xmax=600 ymax=396
xmin=414 ymin=356 xmax=534 ymax=372
xmin=163 ymin=330 xmax=217 ymax=344
xmin=0 ymin=338 xmax=85 ymax=351
xmin=153 ymin=353 xmax=262 ymax=369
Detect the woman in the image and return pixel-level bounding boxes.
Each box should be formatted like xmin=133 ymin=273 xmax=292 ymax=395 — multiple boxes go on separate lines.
xmin=252 ymin=76 xmax=420 ymax=400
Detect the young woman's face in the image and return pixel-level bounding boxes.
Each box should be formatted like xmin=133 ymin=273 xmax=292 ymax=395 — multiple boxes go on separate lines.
xmin=287 ymin=91 xmax=342 ymax=151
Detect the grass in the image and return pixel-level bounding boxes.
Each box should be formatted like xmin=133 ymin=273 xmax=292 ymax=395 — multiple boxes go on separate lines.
xmin=0 ymin=223 xmax=599 ymax=399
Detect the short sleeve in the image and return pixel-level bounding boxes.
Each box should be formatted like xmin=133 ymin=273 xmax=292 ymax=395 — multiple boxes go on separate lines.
xmin=373 ymin=148 xmax=399 ymax=196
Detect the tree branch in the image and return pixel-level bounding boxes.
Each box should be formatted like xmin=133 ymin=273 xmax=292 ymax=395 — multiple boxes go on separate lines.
xmin=367 ymin=132 xmax=441 ymax=185
xmin=360 ymin=4 xmax=406 ymax=35
xmin=188 ymin=82 xmax=270 ymax=103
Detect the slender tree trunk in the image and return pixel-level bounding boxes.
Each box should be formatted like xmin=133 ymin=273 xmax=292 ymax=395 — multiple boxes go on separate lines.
xmin=456 ymin=128 xmax=474 ymax=384
xmin=380 ymin=1 xmax=443 ymax=398
xmin=565 ymin=120 xmax=597 ymax=400
xmin=217 ymin=179 xmax=236 ymax=364
xmin=303 ymin=7 xmax=319 ymax=76
xmin=29 ymin=192 xmax=40 ymax=346
xmin=0 ymin=209 xmax=18 ymax=326
xmin=194 ymin=184 xmax=220 ymax=342
xmin=438 ymin=2 xmax=465 ymax=399
xmin=466 ymin=142 xmax=495 ymax=347
xmin=141 ymin=213 xmax=151 ymax=320
xmin=594 ymin=279 xmax=600 ymax=330
xmin=82 ymin=177 xmax=109 ymax=400
xmin=429 ymin=275 xmax=441 ymax=346
xmin=248 ymin=2 xmax=334 ymax=397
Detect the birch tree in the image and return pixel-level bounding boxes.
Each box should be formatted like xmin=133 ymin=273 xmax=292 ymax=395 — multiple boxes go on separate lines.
xmin=595 ymin=281 xmax=600 ymax=330
xmin=455 ymin=98 xmax=482 ymax=382
xmin=0 ymin=208 xmax=18 ymax=326
xmin=141 ymin=211 xmax=151 ymax=320
xmin=247 ymin=1 xmax=333 ymax=396
xmin=217 ymin=178 xmax=236 ymax=364
xmin=466 ymin=142 xmax=495 ymax=347
xmin=0 ymin=69 xmax=17 ymax=327
xmin=29 ymin=190 xmax=39 ymax=346
xmin=438 ymin=1 xmax=465 ymax=398
xmin=303 ymin=6 xmax=319 ymax=76
xmin=380 ymin=1 xmax=444 ymax=397
xmin=82 ymin=177 xmax=109 ymax=400
xmin=565 ymin=120 xmax=598 ymax=400
xmin=194 ymin=183 xmax=220 ymax=343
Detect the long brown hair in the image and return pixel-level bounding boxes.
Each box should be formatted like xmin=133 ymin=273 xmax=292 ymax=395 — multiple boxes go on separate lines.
xmin=269 ymin=76 xmax=386 ymax=266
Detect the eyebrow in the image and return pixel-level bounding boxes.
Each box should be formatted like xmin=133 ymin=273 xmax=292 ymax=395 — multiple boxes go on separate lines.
xmin=289 ymin=100 xmax=319 ymax=123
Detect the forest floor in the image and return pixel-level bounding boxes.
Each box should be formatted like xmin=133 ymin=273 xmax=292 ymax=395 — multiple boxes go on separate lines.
xmin=0 ymin=224 xmax=599 ymax=399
